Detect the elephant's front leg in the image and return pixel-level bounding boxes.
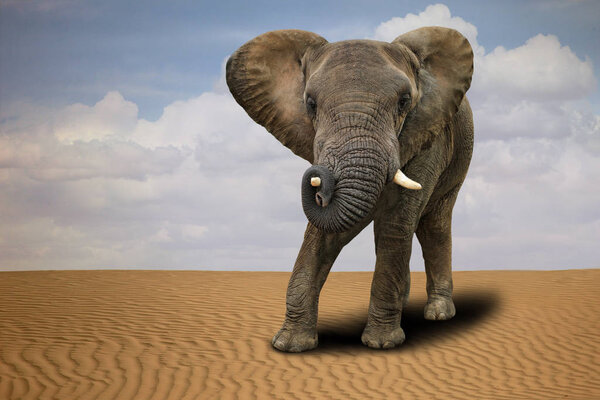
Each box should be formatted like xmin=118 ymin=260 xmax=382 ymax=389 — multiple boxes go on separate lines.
xmin=416 ymin=185 xmax=461 ymax=321
xmin=272 ymin=221 xmax=366 ymax=352
xmin=361 ymin=216 xmax=413 ymax=349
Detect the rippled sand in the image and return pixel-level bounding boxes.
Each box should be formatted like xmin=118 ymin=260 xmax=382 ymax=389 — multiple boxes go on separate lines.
xmin=1 ymin=269 xmax=598 ymax=399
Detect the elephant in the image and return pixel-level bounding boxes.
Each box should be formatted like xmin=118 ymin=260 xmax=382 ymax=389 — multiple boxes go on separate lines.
xmin=226 ymin=26 xmax=474 ymax=352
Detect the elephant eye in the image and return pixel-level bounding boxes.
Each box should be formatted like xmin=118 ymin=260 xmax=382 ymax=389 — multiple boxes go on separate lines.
xmin=306 ymin=96 xmax=317 ymax=115
xmin=398 ymin=93 xmax=411 ymax=114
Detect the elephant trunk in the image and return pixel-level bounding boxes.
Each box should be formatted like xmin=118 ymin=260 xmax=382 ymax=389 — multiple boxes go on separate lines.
xmin=301 ymin=136 xmax=391 ymax=233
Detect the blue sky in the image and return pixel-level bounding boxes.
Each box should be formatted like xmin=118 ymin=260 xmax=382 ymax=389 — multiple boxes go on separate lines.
xmin=0 ymin=1 xmax=599 ymax=270
xmin=1 ymin=0 xmax=598 ymax=120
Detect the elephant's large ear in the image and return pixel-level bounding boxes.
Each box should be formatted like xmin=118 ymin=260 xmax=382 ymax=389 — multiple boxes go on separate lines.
xmin=226 ymin=30 xmax=328 ymax=163
xmin=392 ymin=27 xmax=473 ymax=160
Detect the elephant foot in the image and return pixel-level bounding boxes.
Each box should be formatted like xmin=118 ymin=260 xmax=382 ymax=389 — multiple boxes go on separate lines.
xmin=424 ymin=295 xmax=456 ymax=320
xmin=272 ymin=326 xmax=318 ymax=353
xmin=361 ymin=325 xmax=405 ymax=349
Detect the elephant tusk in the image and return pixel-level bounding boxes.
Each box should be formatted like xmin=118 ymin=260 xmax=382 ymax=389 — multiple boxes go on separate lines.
xmin=393 ymin=169 xmax=422 ymax=190
xmin=310 ymin=177 xmax=321 ymax=187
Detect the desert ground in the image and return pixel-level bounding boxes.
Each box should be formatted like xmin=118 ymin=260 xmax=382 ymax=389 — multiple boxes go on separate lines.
xmin=1 ymin=269 xmax=598 ymax=399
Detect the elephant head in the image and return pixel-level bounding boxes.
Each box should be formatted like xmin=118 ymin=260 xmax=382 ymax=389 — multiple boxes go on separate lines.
xmin=226 ymin=27 xmax=473 ymax=233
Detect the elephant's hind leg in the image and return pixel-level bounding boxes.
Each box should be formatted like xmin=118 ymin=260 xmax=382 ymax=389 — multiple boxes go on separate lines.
xmin=416 ymin=186 xmax=461 ymax=321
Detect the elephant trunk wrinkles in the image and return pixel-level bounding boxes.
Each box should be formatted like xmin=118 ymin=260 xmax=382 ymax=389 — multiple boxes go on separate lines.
xmin=302 ymin=132 xmax=391 ymax=233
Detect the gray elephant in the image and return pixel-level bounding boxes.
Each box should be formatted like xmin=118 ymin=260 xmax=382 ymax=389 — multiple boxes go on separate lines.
xmin=226 ymin=26 xmax=474 ymax=352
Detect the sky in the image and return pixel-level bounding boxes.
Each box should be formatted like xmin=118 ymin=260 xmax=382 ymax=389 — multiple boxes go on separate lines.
xmin=0 ymin=0 xmax=599 ymax=271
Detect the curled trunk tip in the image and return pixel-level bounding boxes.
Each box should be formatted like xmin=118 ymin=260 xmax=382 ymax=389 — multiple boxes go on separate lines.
xmin=301 ymin=163 xmax=384 ymax=233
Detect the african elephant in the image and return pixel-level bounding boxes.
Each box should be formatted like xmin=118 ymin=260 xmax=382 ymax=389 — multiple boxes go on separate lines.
xmin=226 ymin=26 xmax=474 ymax=352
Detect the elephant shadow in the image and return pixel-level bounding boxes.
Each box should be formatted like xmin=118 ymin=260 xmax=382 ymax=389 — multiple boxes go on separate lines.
xmin=315 ymin=290 xmax=500 ymax=353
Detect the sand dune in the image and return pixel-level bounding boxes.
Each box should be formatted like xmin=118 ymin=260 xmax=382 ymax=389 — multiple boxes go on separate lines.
xmin=1 ymin=269 xmax=598 ymax=399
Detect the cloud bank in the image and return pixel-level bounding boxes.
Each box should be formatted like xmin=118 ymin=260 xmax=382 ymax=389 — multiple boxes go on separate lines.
xmin=1 ymin=4 xmax=598 ymax=270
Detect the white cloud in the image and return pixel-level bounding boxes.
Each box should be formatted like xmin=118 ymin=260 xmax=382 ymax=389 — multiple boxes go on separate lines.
xmin=0 ymin=131 xmax=186 ymax=183
xmin=55 ymin=91 xmax=139 ymax=143
xmin=454 ymin=135 xmax=600 ymax=269
xmin=0 ymin=83 xmax=308 ymax=269
xmin=0 ymin=3 xmax=598 ymax=271
xmin=474 ymin=101 xmax=577 ymax=140
xmin=372 ymin=4 xmax=483 ymax=56
xmin=474 ymin=34 xmax=596 ymax=102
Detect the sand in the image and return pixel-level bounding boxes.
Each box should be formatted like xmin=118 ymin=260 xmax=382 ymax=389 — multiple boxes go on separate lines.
xmin=1 ymin=269 xmax=599 ymax=399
